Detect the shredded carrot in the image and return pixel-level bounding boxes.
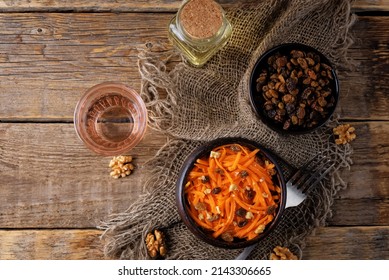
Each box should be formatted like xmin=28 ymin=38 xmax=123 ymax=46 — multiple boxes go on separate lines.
xmin=228 ymin=151 xmax=241 ymax=171
xmin=184 ymin=144 xmax=281 ymax=242
xmin=251 ymin=181 xmax=267 ymax=207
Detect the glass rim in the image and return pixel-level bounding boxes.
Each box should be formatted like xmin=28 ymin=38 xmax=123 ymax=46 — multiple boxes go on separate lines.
xmin=74 ymin=82 xmax=148 ymax=156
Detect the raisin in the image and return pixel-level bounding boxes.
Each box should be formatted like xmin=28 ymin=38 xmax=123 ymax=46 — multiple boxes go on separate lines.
xmin=238 ymin=219 xmax=248 ymax=228
xmin=285 ymin=103 xmax=295 ymax=115
xmin=239 ymin=170 xmax=249 ymax=178
xmin=212 ymin=187 xmax=221 ymax=194
xmin=201 ymin=175 xmax=210 ymax=183
xmin=236 ymin=207 xmax=247 ymax=218
xmin=244 ymin=189 xmax=256 ymax=201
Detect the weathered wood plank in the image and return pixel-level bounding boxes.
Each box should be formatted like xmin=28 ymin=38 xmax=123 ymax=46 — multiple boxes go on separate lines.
xmin=303 ymin=226 xmax=389 ymax=259
xmin=329 ymin=199 xmax=389 ymax=226
xmin=0 ymin=12 xmax=169 ymax=121
xmin=0 ymin=229 xmax=104 ymax=260
xmin=337 ymin=121 xmax=389 ymax=200
xmin=0 ymin=15 xmax=388 ymax=121
xmin=339 ymin=16 xmax=389 ymax=120
xmin=353 ymin=0 xmax=389 ymax=12
xmin=0 ymin=226 xmax=387 ymax=259
xmin=0 ymin=0 xmax=386 ymax=12
xmin=0 ymin=123 xmax=168 ymax=228
xmin=0 ymin=121 xmax=388 ymax=228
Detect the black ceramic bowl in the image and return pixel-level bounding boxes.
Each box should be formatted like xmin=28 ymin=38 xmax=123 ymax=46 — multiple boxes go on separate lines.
xmin=176 ymin=137 xmax=286 ymax=249
xmin=249 ymin=43 xmax=339 ymax=134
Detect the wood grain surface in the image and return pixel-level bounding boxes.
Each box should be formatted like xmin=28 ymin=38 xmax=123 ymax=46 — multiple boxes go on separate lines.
xmin=303 ymin=226 xmax=389 ymax=259
xmin=0 ymin=226 xmax=387 ymax=259
xmin=0 ymin=0 xmax=387 ymax=12
xmin=0 ymin=15 xmax=388 ymax=121
xmin=0 ymin=0 xmax=388 ymax=260
xmin=0 ymin=124 xmax=167 ymax=228
xmin=0 ymin=230 xmax=104 ymax=260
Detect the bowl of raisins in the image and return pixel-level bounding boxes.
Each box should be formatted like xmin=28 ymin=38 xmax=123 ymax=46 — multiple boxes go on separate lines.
xmin=249 ymin=43 xmax=339 ymax=134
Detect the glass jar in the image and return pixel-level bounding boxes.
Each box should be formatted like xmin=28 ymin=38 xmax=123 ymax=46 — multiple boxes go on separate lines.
xmin=168 ymin=0 xmax=232 ymax=67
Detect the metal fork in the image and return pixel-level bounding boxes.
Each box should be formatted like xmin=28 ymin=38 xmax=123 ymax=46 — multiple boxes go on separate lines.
xmin=235 ymin=153 xmax=335 ymax=260
xmin=285 ymin=154 xmax=335 ymax=208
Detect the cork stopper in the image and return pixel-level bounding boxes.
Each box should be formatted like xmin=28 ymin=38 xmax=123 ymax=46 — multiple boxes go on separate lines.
xmin=180 ymin=0 xmax=223 ymax=39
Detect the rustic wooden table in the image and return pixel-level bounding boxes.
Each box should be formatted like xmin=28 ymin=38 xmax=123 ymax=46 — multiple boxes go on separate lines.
xmin=0 ymin=0 xmax=388 ymax=260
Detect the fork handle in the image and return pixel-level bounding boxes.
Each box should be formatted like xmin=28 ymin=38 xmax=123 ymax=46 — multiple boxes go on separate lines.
xmin=235 ymin=244 xmax=256 ymax=260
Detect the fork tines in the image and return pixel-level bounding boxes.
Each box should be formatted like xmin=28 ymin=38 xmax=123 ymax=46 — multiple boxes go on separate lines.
xmin=289 ymin=154 xmax=335 ymax=193
xmin=288 ymin=153 xmax=324 ymax=184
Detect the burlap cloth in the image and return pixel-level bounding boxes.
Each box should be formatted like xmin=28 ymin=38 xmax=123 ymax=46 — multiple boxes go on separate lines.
xmin=100 ymin=0 xmax=356 ymax=259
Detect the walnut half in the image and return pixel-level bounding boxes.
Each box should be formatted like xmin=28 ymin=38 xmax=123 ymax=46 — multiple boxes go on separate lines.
xmin=145 ymin=229 xmax=167 ymax=259
xmin=270 ymin=246 xmax=298 ymax=260
xmin=333 ymin=124 xmax=356 ymax=145
xmin=109 ymin=155 xmax=135 ymax=179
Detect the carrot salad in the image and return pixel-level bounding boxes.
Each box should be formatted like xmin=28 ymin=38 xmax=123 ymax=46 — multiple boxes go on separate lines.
xmin=184 ymin=144 xmax=281 ymax=242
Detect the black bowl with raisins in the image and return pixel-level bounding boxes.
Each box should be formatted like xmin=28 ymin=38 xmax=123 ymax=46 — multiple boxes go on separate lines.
xmin=249 ymin=43 xmax=339 ymax=134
